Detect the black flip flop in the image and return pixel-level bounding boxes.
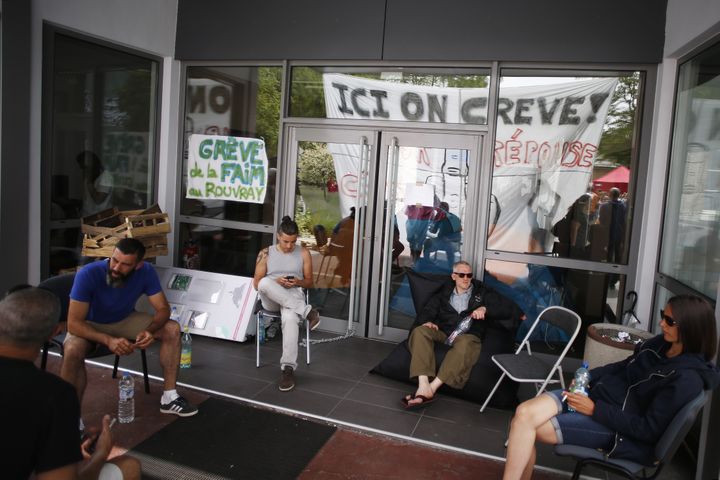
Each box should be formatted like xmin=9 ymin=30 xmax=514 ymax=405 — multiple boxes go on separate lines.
xmin=401 ymin=393 xmax=436 ymax=410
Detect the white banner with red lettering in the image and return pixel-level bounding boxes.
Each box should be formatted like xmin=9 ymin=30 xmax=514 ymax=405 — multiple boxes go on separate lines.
xmin=322 ymin=74 xmax=617 ymax=252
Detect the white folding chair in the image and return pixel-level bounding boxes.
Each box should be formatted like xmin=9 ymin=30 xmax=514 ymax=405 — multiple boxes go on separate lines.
xmin=480 ymin=305 xmax=582 ymax=412
xmin=255 ymin=290 xmax=311 ymax=368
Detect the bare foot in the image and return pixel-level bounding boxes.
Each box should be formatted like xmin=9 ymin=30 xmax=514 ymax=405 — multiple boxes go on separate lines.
xmin=406 ymin=386 xmax=434 ymax=407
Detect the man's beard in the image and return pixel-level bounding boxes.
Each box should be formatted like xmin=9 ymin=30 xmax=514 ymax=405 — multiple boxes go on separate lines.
xmin=106 ymin=269 xmax=134 ymax=288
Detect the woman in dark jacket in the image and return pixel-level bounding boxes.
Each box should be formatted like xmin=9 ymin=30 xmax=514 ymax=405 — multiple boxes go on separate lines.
xmin=503 ymin=294 xmax=720 ymax=480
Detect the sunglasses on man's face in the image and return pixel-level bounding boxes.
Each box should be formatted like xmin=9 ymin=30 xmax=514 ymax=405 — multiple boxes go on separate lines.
xmin=660 ymin=309 xmax=678 ymax=327
xmin=453 ymin=272 xmax=473 ymax=279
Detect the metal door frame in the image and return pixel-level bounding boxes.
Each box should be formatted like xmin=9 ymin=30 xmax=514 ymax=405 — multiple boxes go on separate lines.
xmin=283 ymin=125 xmax=485 ymax=342
xmin=282 ymin=126 xmax=378 ymax=337
xmin=368 ymin=130 xmax=483 ymax=342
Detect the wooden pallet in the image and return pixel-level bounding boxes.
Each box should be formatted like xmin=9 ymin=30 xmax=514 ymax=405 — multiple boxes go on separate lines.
xmin=81 ymin=204 xmax=170 ymax=258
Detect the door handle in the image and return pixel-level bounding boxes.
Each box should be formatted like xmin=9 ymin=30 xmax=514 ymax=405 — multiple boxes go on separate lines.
xmin=378 ymin=137 xmax=400 ymax=336
xmin=346 ymin=136 xmax=370 ymax=328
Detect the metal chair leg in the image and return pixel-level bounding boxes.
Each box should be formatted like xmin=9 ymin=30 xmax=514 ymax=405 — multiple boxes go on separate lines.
xmin=306 ymin=317 xmax=311 ymax=365
xmin=255 ymin=313 xmax=261 ymax=368
xmin=570 ymin=461 xmax=584 ymax=480
xmin=112 ymin=354 xmax=121 ymax=378
xmin=480 ymin=372 xmax=506 ymax=413
xmin=140 ymin=349 xmax=150 ymax=393
xmin=112 ymin=350 xmax=149 ymax=393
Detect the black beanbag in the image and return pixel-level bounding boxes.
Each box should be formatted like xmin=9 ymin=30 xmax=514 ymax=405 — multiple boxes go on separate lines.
xmin=370 ymin=269 xmax=519 ymax=409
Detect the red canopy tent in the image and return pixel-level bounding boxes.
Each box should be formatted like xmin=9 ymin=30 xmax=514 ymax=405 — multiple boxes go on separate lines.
xmin=593 ymin=165 xmax=629 ymax=193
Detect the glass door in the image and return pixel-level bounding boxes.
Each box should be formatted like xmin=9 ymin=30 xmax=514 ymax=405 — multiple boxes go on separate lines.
xmin=368 ymin=131 xmax=482 ymax=342
xmin=285 ymin=127 xmax=376 ymax=337
xmin=285 ymin=127 xmax=482 ymax=342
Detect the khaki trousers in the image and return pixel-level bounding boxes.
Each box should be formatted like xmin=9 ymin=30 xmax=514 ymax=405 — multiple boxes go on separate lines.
xmin=408 ymin=326 xmax=482 ymax=389
xmin=64 ymin=311 xmax=154 ymax=354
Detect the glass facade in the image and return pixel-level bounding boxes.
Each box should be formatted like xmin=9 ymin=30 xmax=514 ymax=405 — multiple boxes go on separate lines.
xmin=652 ymin=284 xmax=675 ymax=335
xmin=46 ymin=33 xmax=159 ymax=276
xmin=289 ymin=66 xmax=490 ymax=124
xmin=177 ymin=225 xmax=272 ymax=276
xmin=179 ymin=66 xmax=283 ymax=276
xmin=659 ymin=44 xmax=720 ymax=299
xmin=177 ymin=65 xmax=649 ymax=334
xmin=488 ymin=73 xmax=640 ymax=271
xmin=488 ymin=73 xmax=641 ymax=263
xmin=484 ymin=259 xmax=626 ymax=356
xmin=181 ymin=66 xmax=282 ymax=224
xmin=294 ymin=139 xmax=359 ymax=322
xmin=482 ymin=73 xmax=643 ymax=336
xmin=295 ymin=141 xmax=469 ymax=276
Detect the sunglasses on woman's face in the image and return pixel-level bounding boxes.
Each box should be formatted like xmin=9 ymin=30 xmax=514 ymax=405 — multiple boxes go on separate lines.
xmin=453 ymin=272 xmax=472 ymax=279
xmin=660 ymin=309 xmax=678 ymax=327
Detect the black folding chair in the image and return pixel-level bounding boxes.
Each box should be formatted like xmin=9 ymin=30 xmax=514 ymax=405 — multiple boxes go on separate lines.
xmin=554 ymin=390 xmax=710 ymax=479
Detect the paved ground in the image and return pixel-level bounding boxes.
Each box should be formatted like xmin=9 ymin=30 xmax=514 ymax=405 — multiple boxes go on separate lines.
xmin=43 ymin=355 xmax=568 ymax=479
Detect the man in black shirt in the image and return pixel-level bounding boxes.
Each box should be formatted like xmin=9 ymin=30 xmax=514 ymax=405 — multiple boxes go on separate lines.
xmin=0 ymin=287 xmax=140 ymax=479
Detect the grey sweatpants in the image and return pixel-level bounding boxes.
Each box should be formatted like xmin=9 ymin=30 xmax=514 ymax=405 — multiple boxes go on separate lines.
xmin=257 ymin=276 xmax=310 ymax=370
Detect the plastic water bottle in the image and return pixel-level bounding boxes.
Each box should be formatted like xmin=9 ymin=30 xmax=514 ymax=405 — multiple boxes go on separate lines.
xmin=180 ymin=325 xmax=192 ymax=369
xmin=445 ymin=316 xmax=473 ymax=346
xmin=118 ymin=371 xmax=135 ymax=423
xmin=567 ymin=362 xmax=591 ymax=412
xmin=258 ymin=316 xmax=265 ymax=344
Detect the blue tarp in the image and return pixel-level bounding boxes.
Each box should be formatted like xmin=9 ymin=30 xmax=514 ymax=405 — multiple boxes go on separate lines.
xmin=483 ymin=265 xmax=571 ymax=343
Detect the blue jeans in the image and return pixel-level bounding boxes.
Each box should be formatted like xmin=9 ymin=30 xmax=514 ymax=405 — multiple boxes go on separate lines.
xmin=545 ymin=390 xmax=615 ymax=449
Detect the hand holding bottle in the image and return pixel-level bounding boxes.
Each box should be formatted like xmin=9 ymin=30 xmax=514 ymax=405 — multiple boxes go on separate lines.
xmin=563 ymin=391 xmax=595 ymax=415
xmin=470 ymin=306 xmax=487 ymax=320
xmin=566 ymin=362 xmax=591 ymax=413
xmin=445 ymin=316 xmax=473 ymax=346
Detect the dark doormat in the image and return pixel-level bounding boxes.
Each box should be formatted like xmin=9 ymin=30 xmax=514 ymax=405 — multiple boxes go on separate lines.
xmin=131 ymin=397 xmax=336 ymax=479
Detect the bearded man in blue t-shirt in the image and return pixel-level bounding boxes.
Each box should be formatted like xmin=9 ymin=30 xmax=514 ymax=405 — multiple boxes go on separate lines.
xmin=60 ymin=238 xmax=198 ymax=418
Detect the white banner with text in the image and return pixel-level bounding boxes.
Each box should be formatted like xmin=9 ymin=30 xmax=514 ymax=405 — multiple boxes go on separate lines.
xmin=187 ymin=134 xmax=269 ymax=204
xmin=322 ymin=74 xmax=618 ymax=252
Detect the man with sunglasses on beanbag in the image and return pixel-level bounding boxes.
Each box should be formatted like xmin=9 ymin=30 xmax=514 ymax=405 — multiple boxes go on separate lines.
xmin=402 ymin=261 xmax=524 ymax=409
